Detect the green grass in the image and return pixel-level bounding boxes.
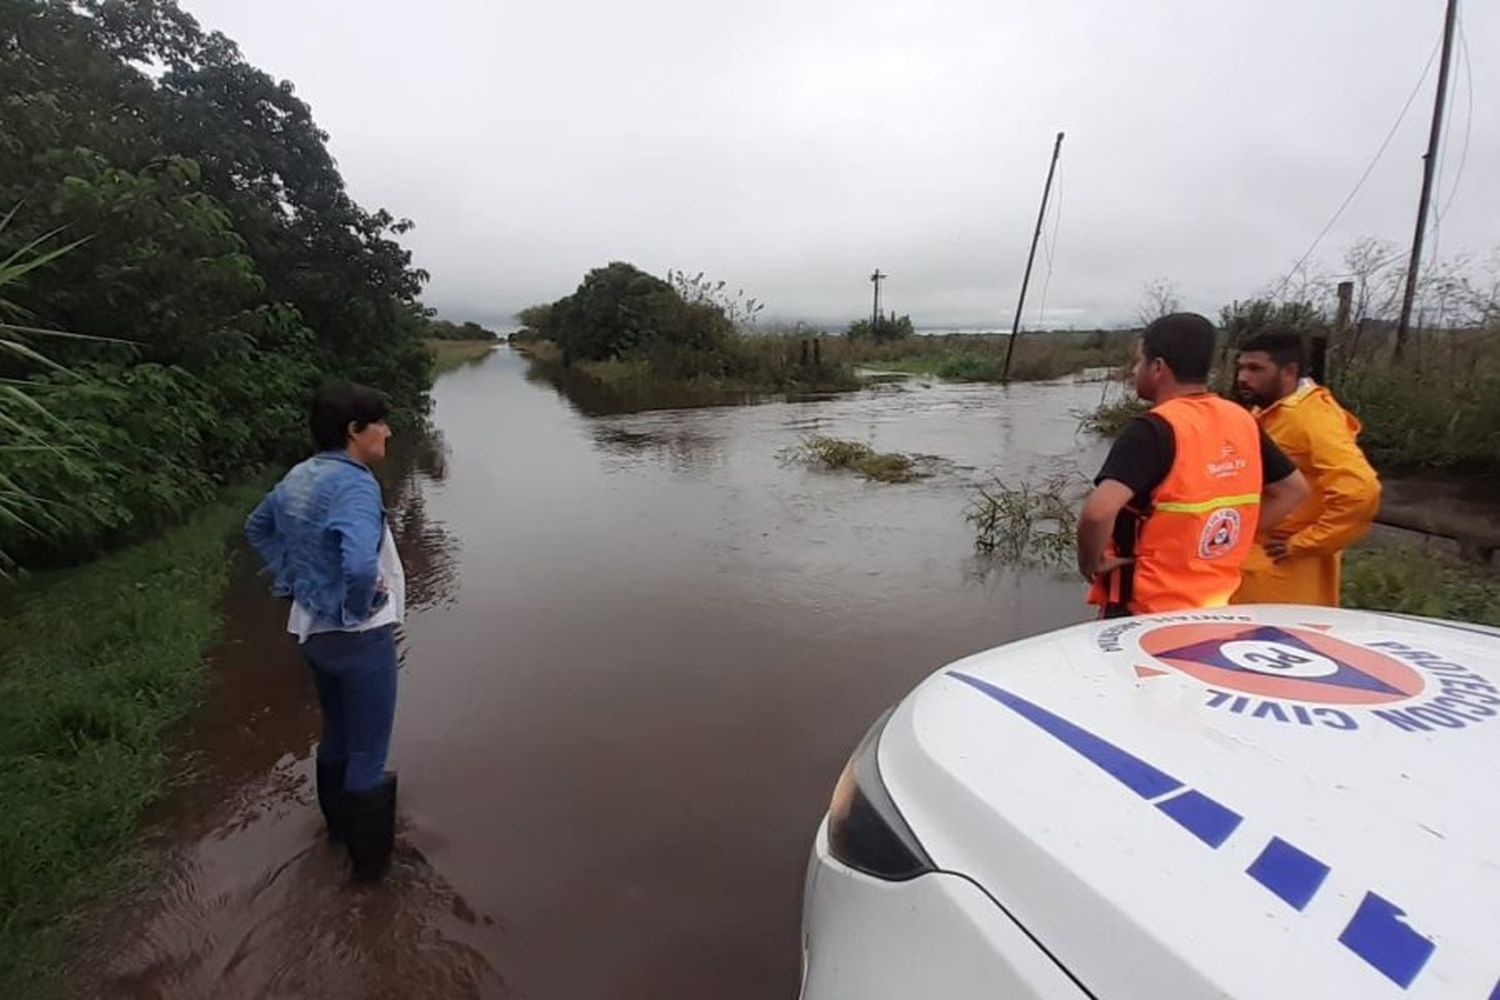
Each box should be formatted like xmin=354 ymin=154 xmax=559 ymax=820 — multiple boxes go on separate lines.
xmin=426 ymin=338 xmax=495 ymax=375
xmin=0 ymin=485 xmax=258 ymax=995
xmin=1342 ymin=543 xmax=1500 ymax=625
xmin=784 ymin=435 xmax=922 ymax=483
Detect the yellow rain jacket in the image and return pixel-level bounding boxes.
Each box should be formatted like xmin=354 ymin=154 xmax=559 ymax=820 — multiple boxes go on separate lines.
xmin=1233 ymin=383 xmax=1381 ymax=607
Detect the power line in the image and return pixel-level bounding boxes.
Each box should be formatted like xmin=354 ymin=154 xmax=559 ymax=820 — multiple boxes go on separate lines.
xmin=1425 ymin=16 xmax=1475 ymax=330
xmin=1434 ymin=17 xmax=1473 ymax=227
xmin=1428 ymin=15 xmax=1464 ymax=268
xmin=1034 ymin=161 xmax=1064 ymax=328
xmin=1271 ymin=36 xmax=1441 ymax=300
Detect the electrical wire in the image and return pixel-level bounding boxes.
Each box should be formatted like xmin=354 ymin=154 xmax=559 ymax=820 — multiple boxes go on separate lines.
xmin=1034 ymin=161 xmax=1063 ymax=329
xmin=1434 ymin=17 xmax=1473 ymax=228
xmin=1271 ymin=36 xmax=1441 ymax=300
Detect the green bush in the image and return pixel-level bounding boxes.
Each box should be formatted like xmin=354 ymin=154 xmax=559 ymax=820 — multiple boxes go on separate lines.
xmin=848 ymin=314 xmax=914 ymax=341
xmin=936 ymin=354 xmax=1002 ymax=381
xmin=1337 ymin=369 xmax=1500 ymax=474
xmin=0 ymin=2 xmax=435 ymax=571
xmin=1343 ymin=545 xmax=1500 ymax=626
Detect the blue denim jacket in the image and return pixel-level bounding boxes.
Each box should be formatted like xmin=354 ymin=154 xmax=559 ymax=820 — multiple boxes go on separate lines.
xmin=245 ymin=451 xmax=389 ymax=628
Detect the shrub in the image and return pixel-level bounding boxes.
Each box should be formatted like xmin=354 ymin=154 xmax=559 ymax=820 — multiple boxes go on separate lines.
xmin=1337 ymin=368 xmax=1500 ymax=474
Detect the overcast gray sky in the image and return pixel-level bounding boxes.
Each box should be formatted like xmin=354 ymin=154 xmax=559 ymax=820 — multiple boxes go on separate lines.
xmin=182 ymin=0 xmax=1496 ymax=331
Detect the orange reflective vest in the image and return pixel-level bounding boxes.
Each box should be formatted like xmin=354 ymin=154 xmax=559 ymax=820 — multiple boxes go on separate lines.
xmin=1090 ymin=394 xmax=1264 ymax=615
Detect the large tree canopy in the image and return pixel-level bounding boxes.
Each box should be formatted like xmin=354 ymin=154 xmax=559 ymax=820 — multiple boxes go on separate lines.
xmin=0 ymin=0 xmax=434 ymax=567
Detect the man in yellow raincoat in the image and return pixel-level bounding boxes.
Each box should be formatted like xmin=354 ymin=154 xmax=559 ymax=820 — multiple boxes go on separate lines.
xmin=1232 ymin=330 xmax=1381 ymax=606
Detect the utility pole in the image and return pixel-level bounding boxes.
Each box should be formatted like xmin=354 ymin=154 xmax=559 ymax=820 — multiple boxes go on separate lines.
xmin=1002 ymin=131 xmax=1065 ymax=382
xmin=870 ymin=269 xmax=887 ymax=333
xmin=1395 ymin=0 xmax=1459 ymax=361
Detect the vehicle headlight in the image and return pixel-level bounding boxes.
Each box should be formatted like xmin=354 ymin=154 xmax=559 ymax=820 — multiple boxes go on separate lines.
xmin=826 ymin=707 xmax=935 ymax=881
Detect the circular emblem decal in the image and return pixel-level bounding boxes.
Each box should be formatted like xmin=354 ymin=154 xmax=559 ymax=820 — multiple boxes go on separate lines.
xmin=1140 ymin=623 xmax=1426 ymax=706
xmin=1198 ymin=508 xmax=1241 ymax=560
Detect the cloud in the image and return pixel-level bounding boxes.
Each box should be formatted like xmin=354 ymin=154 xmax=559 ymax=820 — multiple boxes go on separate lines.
xmin=185 ymin=0 xmax=1499 ymax=329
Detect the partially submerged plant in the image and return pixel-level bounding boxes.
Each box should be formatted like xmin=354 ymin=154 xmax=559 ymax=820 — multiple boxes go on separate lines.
xmin=965 ymin=474 xmax=1079 ymax=568
xmin=782 ymin=435 xmax=922 ymax=484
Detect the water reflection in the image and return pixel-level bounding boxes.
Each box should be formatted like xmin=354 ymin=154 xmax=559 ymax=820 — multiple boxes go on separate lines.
xmin=591 ymin=421 xmax=726 ymax=473
xmin=386 ymin=428 xmax=460 ymax=612
xmin=78 ymin=429 xmax=498 ymax=999
xmin=80 ymin=348 xmax=1115 ymax=1000
xmin=523 ymin=353 xmax=766 ymax=416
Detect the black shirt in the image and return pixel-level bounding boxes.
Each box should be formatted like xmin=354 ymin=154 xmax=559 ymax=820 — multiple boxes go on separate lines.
xmin=1095 ymin=412 xmax=1296 ymax=507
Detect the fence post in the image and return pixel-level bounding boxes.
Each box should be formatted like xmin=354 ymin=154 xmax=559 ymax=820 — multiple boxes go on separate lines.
xmin=1322 ymin=280 xmax=1353 ymax=383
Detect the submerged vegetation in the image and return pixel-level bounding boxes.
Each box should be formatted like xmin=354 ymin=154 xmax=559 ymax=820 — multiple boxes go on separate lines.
xmin=783 ymin=436 xmax=923 ymax=484
xmin=1075 ymin=391 xmax=1148 ymax=437
xmin=965 ymin=476 xmax=1079 ymax=568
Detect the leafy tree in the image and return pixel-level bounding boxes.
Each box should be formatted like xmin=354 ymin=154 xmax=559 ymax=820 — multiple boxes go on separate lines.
xmin=0 ymin=0 xmax=434 ymax=568
xmin=848 ymin=313 xmax=914 ymax=341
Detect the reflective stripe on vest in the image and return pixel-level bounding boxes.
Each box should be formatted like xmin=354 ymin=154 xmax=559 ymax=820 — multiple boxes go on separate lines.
xmin=1154 ymin=493 xmax=1261 ymax=514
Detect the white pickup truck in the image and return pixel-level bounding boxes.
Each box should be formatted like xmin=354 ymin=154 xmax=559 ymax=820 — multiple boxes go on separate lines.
xmin=801 ymin=605 xmax=1499 ymax=999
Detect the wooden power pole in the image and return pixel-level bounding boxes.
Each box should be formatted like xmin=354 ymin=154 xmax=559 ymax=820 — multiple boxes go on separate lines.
xmin=869 ymin=269 xmax=887 ymax=332
xmin=1002 ymin=131 xmax=1065 ymax=382
xmin=1395 ymin=0 xmax=1460 ymax=361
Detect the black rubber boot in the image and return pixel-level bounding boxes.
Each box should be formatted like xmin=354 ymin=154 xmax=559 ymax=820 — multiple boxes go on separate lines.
xmin=344 ymin=772 xmax=397 ymax=882
xmin=315 ymin=758 xmax=347 ymax=841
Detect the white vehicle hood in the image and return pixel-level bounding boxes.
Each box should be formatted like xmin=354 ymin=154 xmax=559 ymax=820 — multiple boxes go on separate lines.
xmin=880 ymin=605 xmax=1500 ymax=999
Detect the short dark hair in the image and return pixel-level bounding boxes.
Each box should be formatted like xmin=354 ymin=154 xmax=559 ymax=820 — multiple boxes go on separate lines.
xmin=310 ymin=381 xmax=389 ymax=451
xmin=1238 ymin=329 xmax=1306 ymax=375
xmin=1141 ymin=312 xmax=1217 ymax=382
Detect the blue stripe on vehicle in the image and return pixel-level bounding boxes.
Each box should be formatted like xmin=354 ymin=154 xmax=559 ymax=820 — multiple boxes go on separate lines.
xmin=1246 ymin=837 xmax=1330 ymax=911
xmin=948 ymin=672 xmax=1183 ymax=800
xmin=1337 ymin=892 xmax=1435 ymax=989
xmin=947 ymin=672 xmax=1445 ymax=991
xmin=1489 ymin=976 xmax=1500 ymax=999
xmin=1154 ymin=789 xmax=1242 ymax=847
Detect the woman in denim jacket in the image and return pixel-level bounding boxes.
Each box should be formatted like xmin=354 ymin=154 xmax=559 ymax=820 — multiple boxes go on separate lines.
xmin=245 ymin=382 xmax=404 ymax=880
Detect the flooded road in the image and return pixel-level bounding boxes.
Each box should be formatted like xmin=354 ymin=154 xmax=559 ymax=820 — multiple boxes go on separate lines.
xmin=88 ymin=347 xmax=1112 ymax=999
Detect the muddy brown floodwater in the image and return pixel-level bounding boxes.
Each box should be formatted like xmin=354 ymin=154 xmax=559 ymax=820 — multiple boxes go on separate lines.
xmin=83 ymin=347 xmax=1113 ymax=999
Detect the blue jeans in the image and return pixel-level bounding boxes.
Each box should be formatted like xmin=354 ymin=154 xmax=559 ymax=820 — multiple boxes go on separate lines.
xmin=301 ymin=625 xmax=398 ymax=792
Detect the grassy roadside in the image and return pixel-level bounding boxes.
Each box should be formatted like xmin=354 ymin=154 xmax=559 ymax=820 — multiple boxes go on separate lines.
xmin=427 ymin=338 xmax=496 ymax=375
xmin=0 ymin=485 xmax=260 ymax=996
xmin=1343 ymin=543 xmax=1500 ymax=626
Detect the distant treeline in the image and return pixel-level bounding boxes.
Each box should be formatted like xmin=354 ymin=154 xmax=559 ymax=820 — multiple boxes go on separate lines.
xmin=424 ymin=317 xmax=500 ymax=341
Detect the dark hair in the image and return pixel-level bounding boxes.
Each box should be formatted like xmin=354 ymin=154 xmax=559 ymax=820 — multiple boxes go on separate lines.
xmin=310 ymin=381 xmax=389 ymax=451
xmin=1141 ymin=312 xmax=1217 ymax=382
xmin=1238 ymin=329 xmax=1306 ymax=375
